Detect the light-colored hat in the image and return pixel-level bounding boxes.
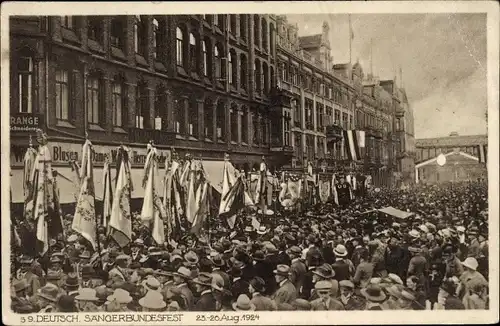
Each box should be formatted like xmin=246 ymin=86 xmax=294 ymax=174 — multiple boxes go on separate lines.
xmin=339 ymin=280 xmax=355 ymax=289
xmin=399 ymin=289 xmax=416 ymax=301
xmin=142 ymin=277 xmax=161 ymax=291
xmin=232 ymin=294 xmax=256 ymax=311
xmin=107 ymin=288 xmax=133 ymax=304
xmin=139 ymin=290 xmax=166 ymax=310
xmin=173 ymin=266 xmax=192 ymax=279
xmin=184 ymin=251 xmax=199 ymax=265
xmin=192 ymin=272 xmax=213 ymax=287
xmin=67 ymin=234 xmax=78 ymax=243
xmin=256 ymin=226 xmax=269 ymax=235
xmin=419 ymin=225 xmax=429 ymax=233
xmin=409 ymin=229 xmax=420 ymax=238
xmin=388 ymin=273 xmax=403 ymax=285
xmin=461 ymin=257 xmax=479 ymax=271
xmin=273 ymin=264 xmax=291 ymax=277
xmin=334 ymin=244 xmax=348 ymax=257
xmin=75 ymin=288 xmax=99 ymax=302
xmin=361 ymin=284 xmax=387 ymax=302
xmin=315 ymin=280 xmax=333 ymax=290
xmin=456 ymin=226 xmax=466 ymax=232
xmin=115 ymin=254 xmax=130 ymax=261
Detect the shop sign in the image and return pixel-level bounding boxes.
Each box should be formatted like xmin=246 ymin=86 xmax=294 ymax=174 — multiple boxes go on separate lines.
xmin=10 ymin=142 xmax=171 ymax=167
xmin=10 ymin=113 xmax=44 ymax=132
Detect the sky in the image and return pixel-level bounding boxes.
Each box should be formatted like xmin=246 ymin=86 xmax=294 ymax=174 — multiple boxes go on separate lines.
xmin=286 ymin=13 xmax=487 ymax=139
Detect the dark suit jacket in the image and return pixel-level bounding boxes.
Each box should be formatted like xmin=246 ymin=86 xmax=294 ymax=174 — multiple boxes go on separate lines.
xmin=385 ymin=245 xmax=405 ymax=278
xmin=271 ymin=280 xmax=297 ymax=304
xmin=241 ymin=264 xmax=255 ymax=282
xmin=332 ymin=260 xmax=351 ymax=282
xmin=212 ymin=269 xmax=231 ymax=290
xmin=311 ymin=297 xmax=345 ymax=311
xmin=231 ymin=278 xmax=250 ymax=300
xmin=194 ymin=292 xmax=216 ymax=311
xmin=300 ymin=268 xmax=316 ymax=300
xmin=321 ymin=243 xmax=336 ymax=265
xmin=250 ymin=293 xmax=277 ymax=311
xmin=289 ymin=259 xmax=307 ymax=297
xmin=342 ymin=295 xmax=366 ymax=310
xmin=254 ymin=260 xmax=277 ymax=296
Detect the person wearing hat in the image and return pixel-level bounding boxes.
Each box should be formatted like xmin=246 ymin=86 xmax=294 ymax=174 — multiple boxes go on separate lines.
xmin=172 ymin=266 xmax=195 ymax=310
xmin=75 ymin=288 xmax=100 ymax=312
xmin=275 ymin=241 xmax=292 ymax=267
xmin=14 ymin=255 xmax=40 ymax=298
xmin=56 ymin=294 xmax=78 ymax=313
xmin=271 ymin=264 xmax=296 ymax=305
xmin=252 ymin=250 xmax=277 ymax=296
xmin=11 ymin=279 xmax=36 ymax=314
xmin=385 ymin=237 xmax=406 ymax=280
xmin=35 ymin=283 xmax=60 ymax=312
xmin=457 ymin=257 xmax=488 ymax=305
xmin=232 ymin=294 xmax=256 ymax=311
xmin=248 ymin=276 xmax=277 ymax=311
xmin=105 ymin=288 xmax=133 ymax=312
xmin=339 ymin=280 xmax=364 ymax=310
xmin=80 ymin=264 xmax=100 ymax=289
xmin=360 ymin=284 xmax=386 ymax=310
xmin=442 ymin=245 xmax=464 ymax=278
xmin=131 ymin=238 xmax=146 ymax=263
xmin=288 ymin=245 xmax=306 ymax=298
xmin=332 ymin=244 xmax=352 ymax=282
xmin=321 ymin=231 xmax=336 ymax=265
xmin=435 ymin=278 xmax=464 ymax=310
xmin=353 ymin=249 xmax=374 ymax=289
xmin=466 ymin=227 xmax=481 ymax=259
xmin=310 ymin=281 xmax=344 ymax=311
xmin=396 ymin=288 xmax=422 ymax=310
xmin=230 ymin=263 xmax=250 ymax=300
xmin=63 ymin=272 xmax=80 ymax=297
xmin=192 ymin=273 xmax=216 ymax=311
xmin=139 ymin=290 xmax=166 ymax=312
xmin=108 ymin=254 xmax=131 ymax=287
xmin=383 ymin=284 xmax=405 ymax=310
xmin=210 ymin=254 xmax=230 ymax=289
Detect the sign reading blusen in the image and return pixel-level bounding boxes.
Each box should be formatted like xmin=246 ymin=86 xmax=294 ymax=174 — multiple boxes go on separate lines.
xmin=11 ymin=142 xmax=171 ymax=168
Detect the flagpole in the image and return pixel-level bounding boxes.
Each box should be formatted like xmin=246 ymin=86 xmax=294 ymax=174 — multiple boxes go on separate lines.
xmin=349 ymin=14 xmax=352 ymax=65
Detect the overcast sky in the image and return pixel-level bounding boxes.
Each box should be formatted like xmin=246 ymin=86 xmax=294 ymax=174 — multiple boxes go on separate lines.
xmin=286 ymin=13 xmax=487 ymax=139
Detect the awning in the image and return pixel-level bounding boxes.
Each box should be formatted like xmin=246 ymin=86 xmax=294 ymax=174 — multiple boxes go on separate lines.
xmin=377 ymin=206 xmax=414 ymax=219
xmin=10 ymin=166 xmax=161 ymax=204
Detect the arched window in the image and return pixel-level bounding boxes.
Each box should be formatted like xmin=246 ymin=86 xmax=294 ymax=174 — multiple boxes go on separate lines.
xmin=253 ymin=15 xmax=260 ymax=47
xmin=176 ymin=27 xmax=184 ymax=67
xmin=202 ymin=39 xmax=210 ymax=77
xmin=261 ymin=18 xmax=268 ymax=52
xmin=214 ymin=43 xmax=223 ymax=79
xmin=262 ymin=62 xmax=269 ymax=94
xmin=239 ymin=15 xmax=247 ymax=41
xmin=189 ymin=32 xmax=198 ymax=72
xmin=240 ymin=54 xmax=247 ymax=90
xmin=229 ymin=49 xmax=237 ymax=86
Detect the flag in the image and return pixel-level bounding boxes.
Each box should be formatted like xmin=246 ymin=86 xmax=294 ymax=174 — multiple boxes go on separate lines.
xmin=140 ymin=143 xmax=166 ymax=245
xmin=23 ymin=145 xmax=37 ymax=218
xmin=102 ymin=157 xmax=113 ymax=228
xmin=108 ymin=146 xmax=133 ymax=247
xmin=343 ymin=130 xmax=362 ymax=161
xmin=185 ymin=164 xmax=197 ymax=224
xmin=357 ymin=130 xmax=365 ymax=148
xmin=191 ymin=169 xmax=211 ymax=236
xmin=279 ymin=174 xmax=300 ymax=209
xmin=318 ymin=176 xmax=331 ymax=204
xmin=478 ymin=144 xmax=487 ymax=164
xmin=332 ymin=173 xmax=339 ymax=205
xmin=219 ymin=160 xmax=238 ymax=228
xmin=164 ymin=160 xmax=183 ymax=242
xmin=72 ymin=139 xmax=97 ymax=250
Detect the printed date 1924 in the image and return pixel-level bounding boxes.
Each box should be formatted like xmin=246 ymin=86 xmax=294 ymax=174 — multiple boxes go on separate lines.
xmin=196 ymin=313 xmax=260 ymax=323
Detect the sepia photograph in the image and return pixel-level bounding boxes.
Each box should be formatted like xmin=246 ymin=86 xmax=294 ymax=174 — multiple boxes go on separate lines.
xmin=2 ymin=1 xmax=498 ymax=325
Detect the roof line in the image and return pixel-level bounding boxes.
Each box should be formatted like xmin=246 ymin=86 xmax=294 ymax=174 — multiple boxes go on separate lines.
xmin=416 ymin=151 xmax=479 ymax=169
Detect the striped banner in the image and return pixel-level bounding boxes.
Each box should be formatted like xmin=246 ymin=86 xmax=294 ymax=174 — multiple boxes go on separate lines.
xmin=478 ymin=144 xmax=487 ymax=164
xmin=343 ymin=130 xmax=362 ymax=161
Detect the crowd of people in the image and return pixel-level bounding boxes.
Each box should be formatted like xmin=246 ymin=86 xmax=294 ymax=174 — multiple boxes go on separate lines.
xmin=10 ymin=179 xmax=489 ymax=313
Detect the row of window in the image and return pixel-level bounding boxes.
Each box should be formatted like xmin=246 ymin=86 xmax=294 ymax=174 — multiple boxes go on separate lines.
xmin=416 ymin=146 xmax=481 ymax=162
xmin=356 ymin=110 xmax=390 ymax=133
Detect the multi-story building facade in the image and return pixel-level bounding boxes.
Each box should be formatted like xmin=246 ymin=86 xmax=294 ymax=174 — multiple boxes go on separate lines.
xmin=9 ymin=14 xmax=277 ymax=204
xmin=415 ymin=132 xmax=487 ymax=184
xmin=395 ymin=87 xmax=416 ymax=186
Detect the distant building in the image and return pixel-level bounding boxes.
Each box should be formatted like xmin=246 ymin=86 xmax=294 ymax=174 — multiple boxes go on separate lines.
xmin=415 ymin=132 xmax=487 ymax=184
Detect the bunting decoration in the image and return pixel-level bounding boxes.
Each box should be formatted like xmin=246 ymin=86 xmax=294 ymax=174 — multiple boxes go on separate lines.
xmin=108 ymin=146 xmax=133 ymax=247
xmin=102 ymin=155 xmax=113 ymax=228
xmin=163 ymin=156 xmax=183 ymax=242
xmin=318 ymin=174 xmax=332 ymax=204
xmin=343 ymin=130 xmax=365 ymax=161
xmin=332 ymin=173 xmax=339 ymax=205
xmin=72 ymin=139 xmax=97 ymax=250
xmin=140 ymin=143 xmax=167 ymax=245
xmin=23 ymin=139 xmax=37 ymax=219
xmin=279 ymin=173 xmax=301 ymax=210
xmin=190 ymin=162 xmax=212 ymax=236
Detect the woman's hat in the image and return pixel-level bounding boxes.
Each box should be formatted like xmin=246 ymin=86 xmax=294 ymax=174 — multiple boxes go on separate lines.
xmin=192 ymin=272 xmax=213 ymax=287
xmin=232 ymin=294 xmax=256 ymax=311
xmin=75 ymin=288 xmax=99 ymax=302
xmin=64 ymin=273 xmax=80 ymax=288
xmin=333 ymin=244 xmax=348 ymax=257
xmin=273 ymin=264 xmax=291 ymax=277
xmin=37 ymin=284 xmax=60 ymax=303
xmin=360 ymin=284 xmax=387 ymax=302
xmin=173 ymin=266 xmax=192 ymax=279
xmin=249 ymin=277 xmax=266 ymax=293
xmin=107 ymin=288 xmax=133 ymax=304
xmin=139 ymin=290 xmax=166 ymax=310
xmin=461 ymin=257 xmax=478 ymax=271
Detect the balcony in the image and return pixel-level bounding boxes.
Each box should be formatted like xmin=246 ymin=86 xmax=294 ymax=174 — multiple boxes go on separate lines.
xmin=129 ymin=128 xmax=177 ymax=145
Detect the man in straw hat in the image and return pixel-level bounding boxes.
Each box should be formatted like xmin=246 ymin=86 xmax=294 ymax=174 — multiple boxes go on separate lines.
xmin=108 ymin=254 xmax=131 ymax=286
xmin=310 ymin=281 xmax=344 ymax=311
xmin=75 ymin=288 xmax=100 ymax=312
xmin=232 ymin=294 xmax=256 ymax=311
xmin=457 ymin=257 xmax=488 ymax=305
xmin=193 ymin=273 xmax=216 ymax=311
xmin=172 ymin=266 xmax=194 ymax=310
xmin=271 ymin=264 xmax=296 ymax=304
xmin=139 ymin=290 xmax=166 ymax=312
xmin=332 ymin=244 xmax=352 ymax=282
xmin=105 ymin=288 xmax=133 ymax=312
